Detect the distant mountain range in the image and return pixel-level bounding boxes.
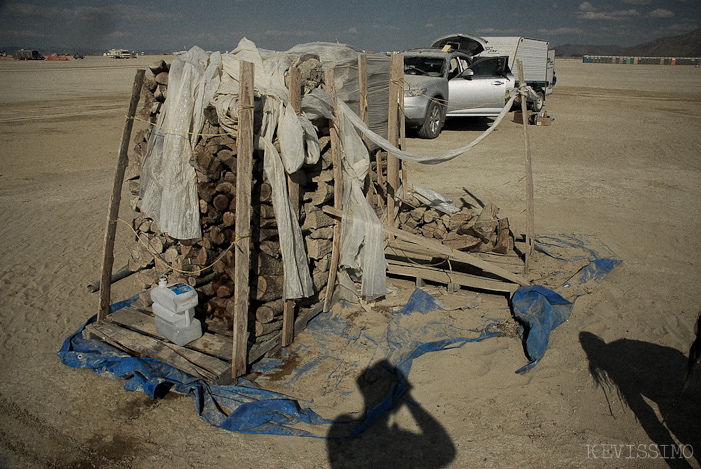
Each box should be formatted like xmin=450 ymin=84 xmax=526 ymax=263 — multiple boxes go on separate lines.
xmin=555 ymin=27 xmax=701 ymax=57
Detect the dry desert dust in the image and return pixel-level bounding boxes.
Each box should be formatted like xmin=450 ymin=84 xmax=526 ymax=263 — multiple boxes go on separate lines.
xmin=1 ymin=55 xmax=700 ymax=468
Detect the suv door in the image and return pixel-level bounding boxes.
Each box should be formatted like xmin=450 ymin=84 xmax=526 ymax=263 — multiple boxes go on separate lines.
xmin=447 ymin=56 xmax=510 ymax=116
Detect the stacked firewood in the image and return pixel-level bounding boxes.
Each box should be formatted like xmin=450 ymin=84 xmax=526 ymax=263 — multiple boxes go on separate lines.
xmin=395 ymin=200 xmax=513 ymax=255
xmin=124 ymin=59 xmax=335 ymax=352
xmin=368 ymin=153 xmax=513 ymax=255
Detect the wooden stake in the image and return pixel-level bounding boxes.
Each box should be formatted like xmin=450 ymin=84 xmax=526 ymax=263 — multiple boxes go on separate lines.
xmin=98 ymin=69 xmax=145 ymax=321
xmin=516 ymin=60 xmax=535 ymax=273
xmin=322 ymin=68 xmax=343 ymax=312
xmin=358 ymin=54 xmax=369 ymax=131
xmin=387 ymin=54 xmax=402 ymax=228
xmin=232 ymin=61 xmax=254 ymax=378
xmin=358 ymin=54 xmax=374 ymax=205
xmin=282 ymin=66 xmax=302 ymax=347
xmin=399 ymin=60 xmax=407 ymax=196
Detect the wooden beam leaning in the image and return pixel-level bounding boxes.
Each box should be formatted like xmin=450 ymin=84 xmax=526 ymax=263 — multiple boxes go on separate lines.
xmin=387 ymin=53 xmax=403 ymax=228
xmin=98 ymin=69 xmax=145 ymax=321
xmin=516 ymin=60 xmax=535 ymax=273
xmin=322 ymin=69 xmax=343 ymax=312
xmin=323 ymin=205 xmax=529 ymax=286
xmin=232 ymin=60 xmax=255 ymax=378
xmin=283 ymin=66 xmax=302 ymax=347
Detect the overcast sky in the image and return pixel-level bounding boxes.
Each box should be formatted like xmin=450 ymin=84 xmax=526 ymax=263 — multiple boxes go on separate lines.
xmin=0 ymin=0 xmax=699 ymax=53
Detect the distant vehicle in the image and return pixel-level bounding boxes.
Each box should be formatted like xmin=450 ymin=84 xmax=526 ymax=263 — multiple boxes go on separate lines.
xmin=477 ymin=36 xmax=555 ymax=112
xmin=403 ymin=34 xmax=515 ymax=138
xmin=13 ymin=49 xmax=44 ymax=60
xmin=107 ymin=49 xmax=133 ymax=59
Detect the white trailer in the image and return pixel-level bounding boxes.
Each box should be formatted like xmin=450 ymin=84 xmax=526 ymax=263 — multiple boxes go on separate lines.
xmin=479 ymin=37 xmax=556 ymax=111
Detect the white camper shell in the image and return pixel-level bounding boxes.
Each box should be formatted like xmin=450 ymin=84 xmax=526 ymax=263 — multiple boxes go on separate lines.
xmin=479 ymin=37 xmax=556 ymax=111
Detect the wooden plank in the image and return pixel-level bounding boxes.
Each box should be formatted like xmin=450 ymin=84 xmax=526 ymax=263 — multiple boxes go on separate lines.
xmin=232 ymin=60 xmax=255 ymax=378
xmin=84 ymin=321 xmax=233 ymax=384
xmin=358 ymin=54 xmax=369 ymax=130
xmin=358 ymin=54 xmax=375 ymax=206
xmin=386 ymin=259 xmax=519 ymax=294
xmin=108 ymin=306 xmax=232 ymax=360
xmin=387 ymin=54 xmax=402 ymax=228
xmin=323 ymin=68 xmax=343 ymax=313
xmin=386 ymin=242 xmax=525 ymax=275
xmin=294 ymin=302 xmax=325 ymax=336
xmin=283 ymin=65 xmax=302 ymax=347
xmin=323 ymin=205 xmax=529 ymax=286
xmin=517 ymin=60 xmax=535 ymax=273
xmin=248 ymin=331 xmax=281 ymax=364
xmin=98 ymin=69 xmax=145 ymax=321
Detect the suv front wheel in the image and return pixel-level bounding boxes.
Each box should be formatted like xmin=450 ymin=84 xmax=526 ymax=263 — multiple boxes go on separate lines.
xmin=417 ymin=100 xmax=443 ymax=139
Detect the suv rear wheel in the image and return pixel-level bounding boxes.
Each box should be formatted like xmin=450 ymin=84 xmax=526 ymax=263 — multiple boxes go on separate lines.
xmin=529 ymin=91 xmax=545 ymax=112
xmin=417 ymin=100 xmax=443 ymax=139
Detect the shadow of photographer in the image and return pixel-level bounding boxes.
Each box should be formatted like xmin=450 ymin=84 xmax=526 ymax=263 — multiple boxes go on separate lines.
xmin=327 ymin=360 xmax=456 ymax=469
xmin=580 ymin=331 xmax=700 ymax=468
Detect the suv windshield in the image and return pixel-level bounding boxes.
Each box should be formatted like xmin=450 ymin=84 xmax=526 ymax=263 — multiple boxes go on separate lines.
xmin=404 ymin=56 xmax=446 ymax=77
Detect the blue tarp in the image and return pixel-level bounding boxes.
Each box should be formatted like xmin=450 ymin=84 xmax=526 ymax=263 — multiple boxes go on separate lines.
xmin=59 ymin=234 xmax=619 ymax=436
xmin=512 ymin=234 xmax=620 ymax=373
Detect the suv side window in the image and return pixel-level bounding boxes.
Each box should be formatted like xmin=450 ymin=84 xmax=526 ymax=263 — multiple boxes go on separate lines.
xmin=468 ymin=57 xmax=506 ymax=78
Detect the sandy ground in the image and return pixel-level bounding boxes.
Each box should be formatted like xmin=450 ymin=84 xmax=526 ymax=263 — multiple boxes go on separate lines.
xmin=1 ymin=55 xmax=700 ymax=468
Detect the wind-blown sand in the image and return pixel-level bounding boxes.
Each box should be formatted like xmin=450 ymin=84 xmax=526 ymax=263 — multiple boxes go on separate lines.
xmin=0 ymin=55 xmax=699 ymax=468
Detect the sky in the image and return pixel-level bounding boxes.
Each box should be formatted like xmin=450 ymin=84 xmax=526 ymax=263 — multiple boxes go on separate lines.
xmin=0 ymin=0 xmax=699 ymax=53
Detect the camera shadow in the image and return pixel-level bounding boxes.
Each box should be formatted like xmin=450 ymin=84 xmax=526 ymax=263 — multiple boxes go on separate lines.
xmin=327 ymin=360 xmax=456 ymax=469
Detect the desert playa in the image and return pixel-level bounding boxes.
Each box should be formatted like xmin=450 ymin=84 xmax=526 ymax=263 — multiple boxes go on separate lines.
xmin=1 ymin=55 xmax=700 ymax=467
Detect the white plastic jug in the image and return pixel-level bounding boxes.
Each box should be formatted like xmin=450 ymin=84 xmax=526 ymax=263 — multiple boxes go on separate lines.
xmin=150 ymin=278 xmax=202 ymax=346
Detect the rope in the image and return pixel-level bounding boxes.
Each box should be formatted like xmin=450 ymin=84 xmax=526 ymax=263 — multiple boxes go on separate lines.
xmin=114 ymin=217 xmax=250 ymax=276
xmin=127 ymin=115 xmax=235 ymax=139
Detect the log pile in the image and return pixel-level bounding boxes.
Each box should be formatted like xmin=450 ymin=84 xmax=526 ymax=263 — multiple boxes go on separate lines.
xmin=395 ymin=200 xmax=513 ymax=255
xmin=124 ymin=59 xmax=337 ymax=357
xmin=122 ymin=56 xmax=518 ymax=363
xmin=367 ymin=151 xmax=514 ymax=256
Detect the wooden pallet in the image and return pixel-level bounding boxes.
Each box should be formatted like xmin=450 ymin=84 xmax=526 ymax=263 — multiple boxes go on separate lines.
xmin=84 ymin=305 xmax=276 ymax=385
xmin=82 ymin=302 xmax=326 ymax=385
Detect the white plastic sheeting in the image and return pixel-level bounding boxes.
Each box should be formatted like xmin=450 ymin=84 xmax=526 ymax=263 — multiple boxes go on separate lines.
xmin=140 ymin=47 xmax=222 ymax=240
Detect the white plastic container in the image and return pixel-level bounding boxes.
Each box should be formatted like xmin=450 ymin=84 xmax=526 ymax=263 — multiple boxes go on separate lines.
xmin=150 ymin=278 xmax=202 ymax=346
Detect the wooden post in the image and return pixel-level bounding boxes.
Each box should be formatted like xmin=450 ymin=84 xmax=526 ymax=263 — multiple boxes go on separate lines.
xmin=358 ymin=54 xmax=374 ymax=205
xmin=98 ymin=69 xmax=145 ymax=321
xmin=232 ymin=61 xmax=255 ymax=378
xmin=282 ymin=66 xmax=302 ymax=347
xmin=323 ymin=68 xmax=343 ymax=312
xmin=387 ymin=53 xmax=402 ymax=227
xmin=516 ymin=60 xmax=535 ymax=273
xmin=399 ymin=62 xmax=407 ymax=198
xmin=358 ymin=54 xmax=369 ymax=131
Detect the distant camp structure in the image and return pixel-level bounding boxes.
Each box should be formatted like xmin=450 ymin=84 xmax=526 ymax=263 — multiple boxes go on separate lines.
xmin=107 ymin=49 xmax=135 ymax=59
xmin=583 ymin=55 xmax=700 ymax=65
xmin=13 ymin=49 xmax=44 ymax=60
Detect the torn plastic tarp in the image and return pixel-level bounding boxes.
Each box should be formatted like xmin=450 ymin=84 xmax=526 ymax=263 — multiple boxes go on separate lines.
xmin=139 ymin=46 xmax=219 ymax=240
xmin=59 ymin=289 xmax=498 ymax=438
xmin=512 ymin=234 xmax=621 ymax=373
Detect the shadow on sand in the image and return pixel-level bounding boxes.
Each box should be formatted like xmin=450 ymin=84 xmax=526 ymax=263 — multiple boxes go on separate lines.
xmin=580 ymin=331 xmax=700 ymax=468
xmin=327 ymin=360 xmax=456 ymax=469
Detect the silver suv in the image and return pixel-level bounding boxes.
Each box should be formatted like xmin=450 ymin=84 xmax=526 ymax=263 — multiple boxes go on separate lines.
xmin=403 ymin=34 xmax=515 ymax=138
